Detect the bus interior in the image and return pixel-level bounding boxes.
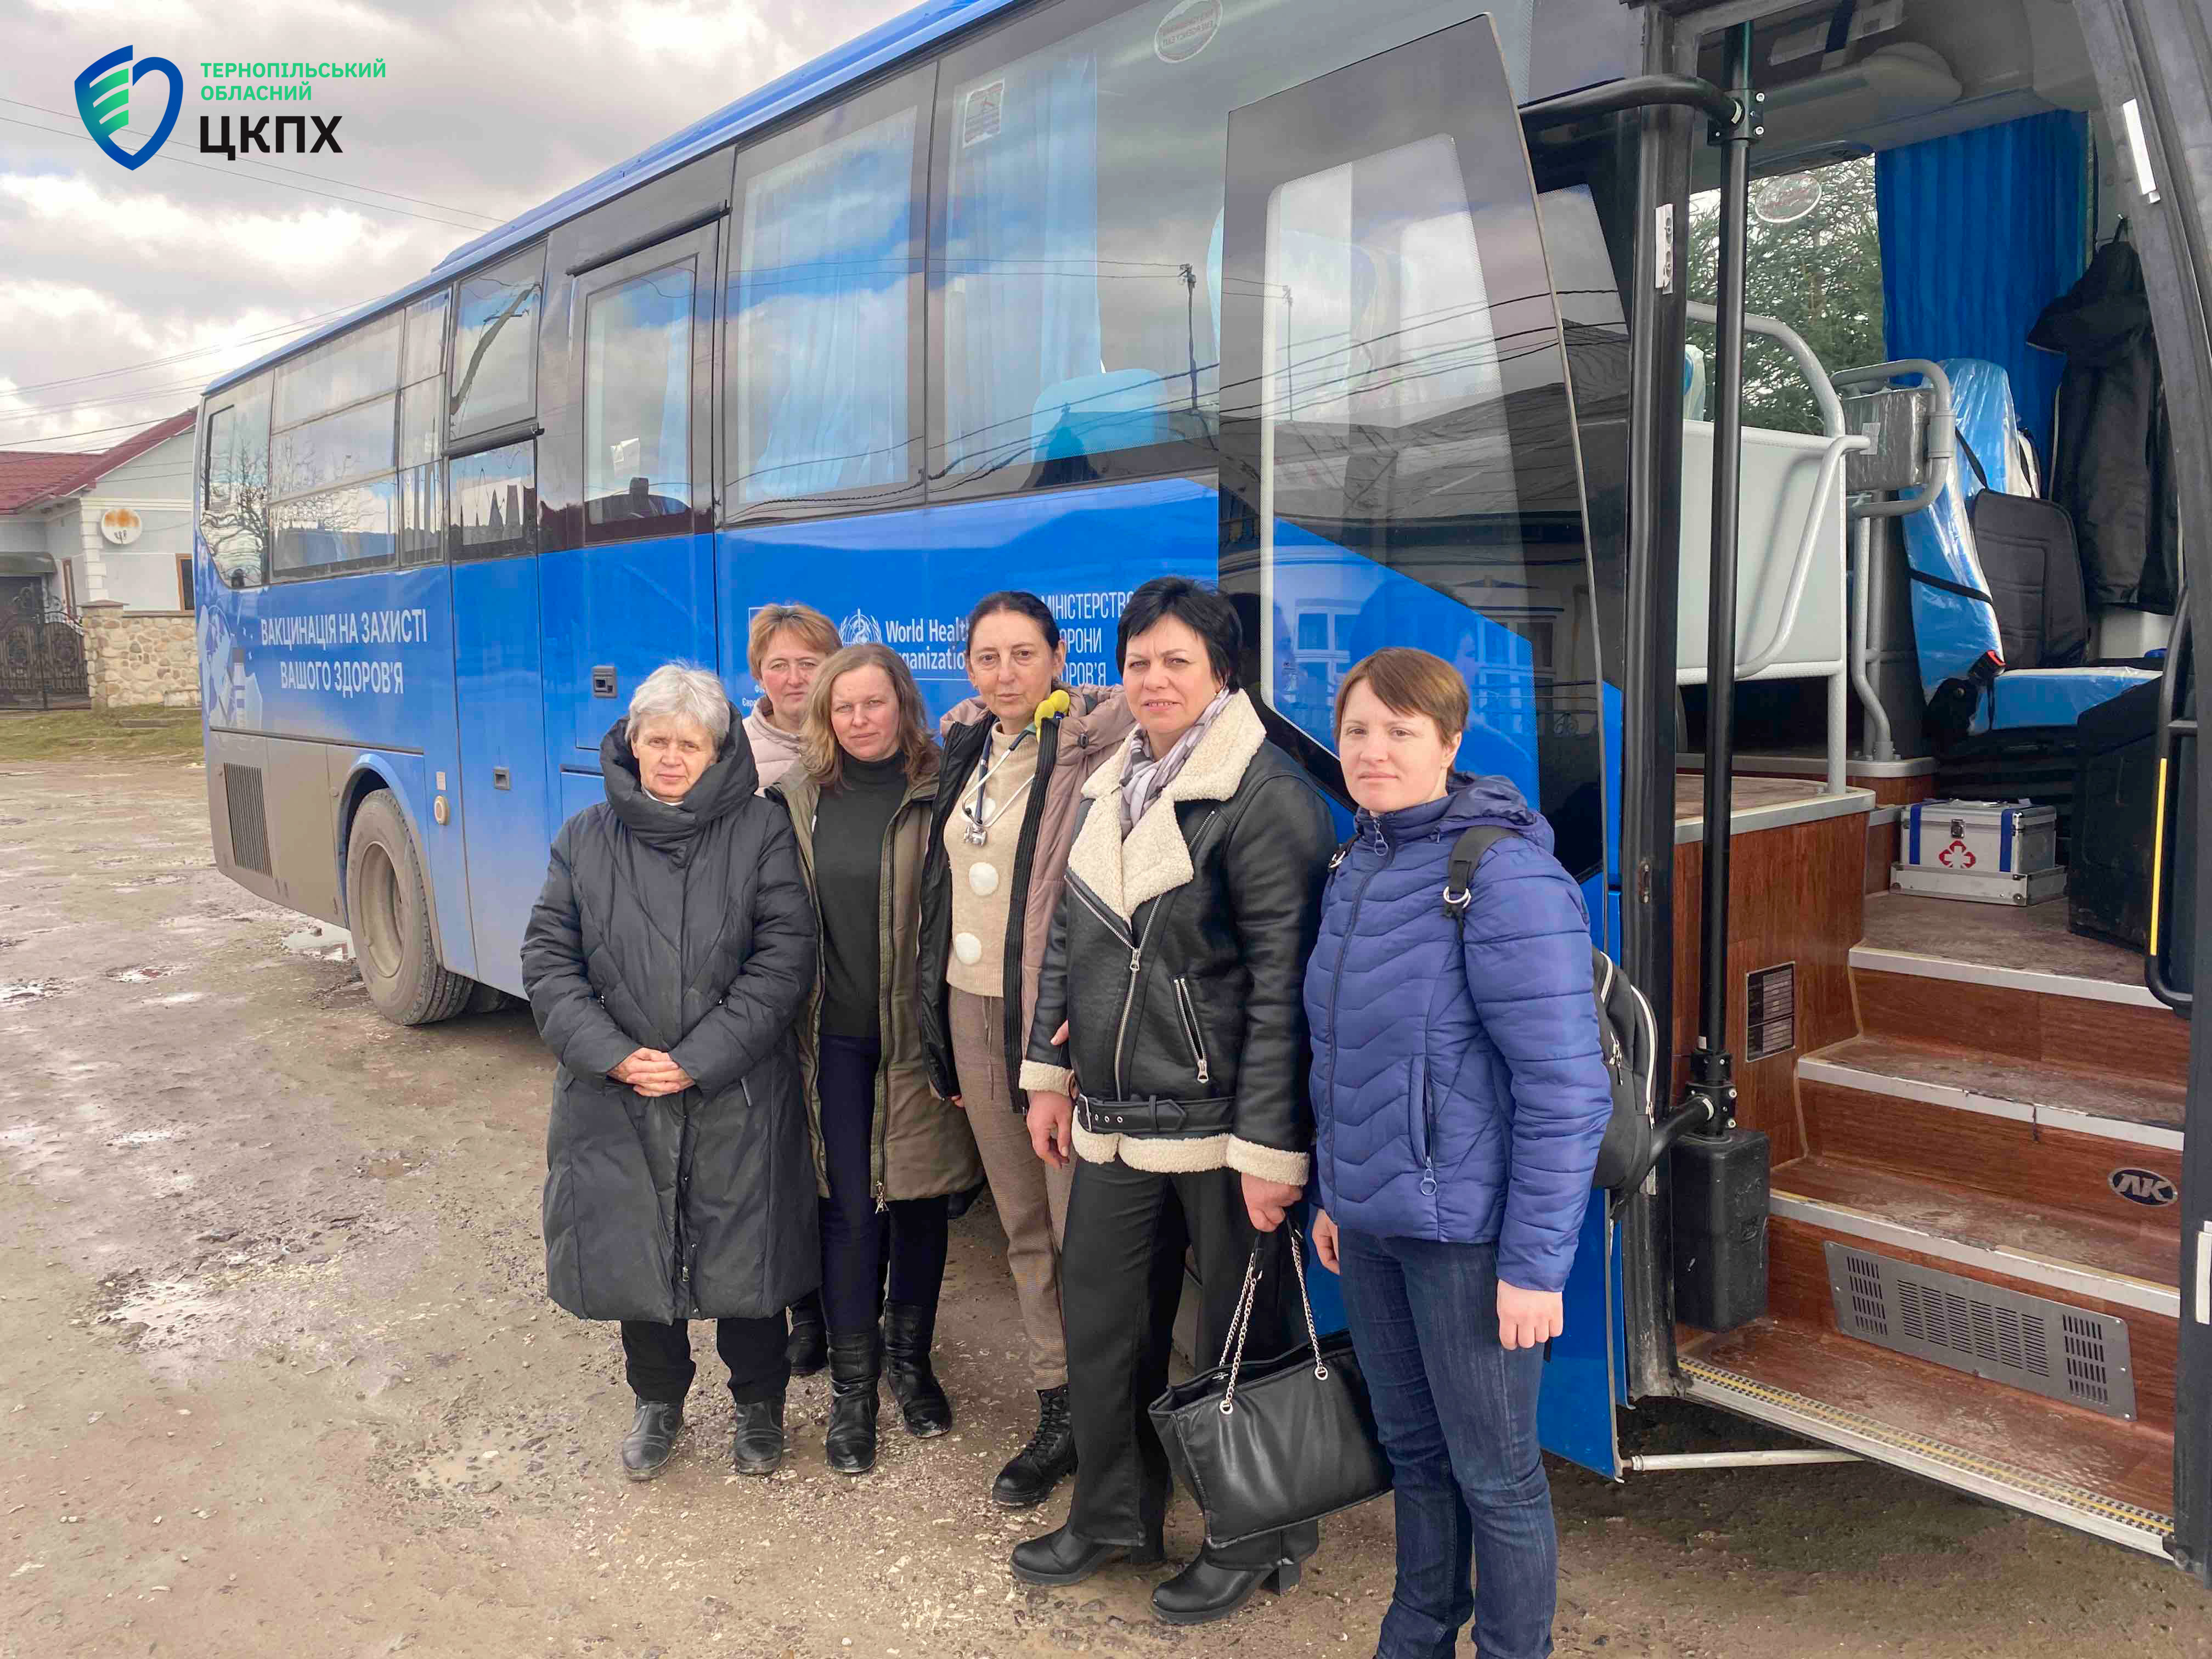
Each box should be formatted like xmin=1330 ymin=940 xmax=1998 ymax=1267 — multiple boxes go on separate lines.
xmin=1647 ymin=0 xmax=2194 ymax=1557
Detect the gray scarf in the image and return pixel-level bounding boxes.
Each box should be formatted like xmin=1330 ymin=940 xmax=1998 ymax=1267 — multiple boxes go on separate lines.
xmin=1119 ymin=687 xmax=1234 ymax=837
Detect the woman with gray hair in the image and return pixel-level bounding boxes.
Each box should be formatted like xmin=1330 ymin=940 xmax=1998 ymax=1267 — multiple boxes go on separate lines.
xmin=523 ymin=662 xmax=819 ymax=1482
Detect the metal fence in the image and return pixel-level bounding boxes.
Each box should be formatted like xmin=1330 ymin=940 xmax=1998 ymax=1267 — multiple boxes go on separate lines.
xmin=1 ymin=585 xmax=91 ymax=709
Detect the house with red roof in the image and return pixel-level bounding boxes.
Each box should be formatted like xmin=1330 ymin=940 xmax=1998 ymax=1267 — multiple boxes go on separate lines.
xmin=0 ymin=411 xmax=199 ymax=620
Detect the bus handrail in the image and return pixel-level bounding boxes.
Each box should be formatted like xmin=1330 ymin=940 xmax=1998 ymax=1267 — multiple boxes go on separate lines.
xmin=1519 ymin=75 xmax=1739 ymax=136
xmin=1684 ymin=302 xmax=1844 ymax=436
xmin=1736 ymin=430 xmax=1869 ymax=679
xmin=2148 ymin=589 xmax=2194 ymax=1014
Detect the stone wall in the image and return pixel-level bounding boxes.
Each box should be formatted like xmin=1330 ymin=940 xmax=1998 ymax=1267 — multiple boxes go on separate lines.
xmin=81 ymin=605 xmax=200 ymax=710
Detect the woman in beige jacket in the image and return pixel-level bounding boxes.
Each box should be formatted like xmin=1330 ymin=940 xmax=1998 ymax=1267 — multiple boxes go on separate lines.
xmin=918 ymin=591 xmax=1133 ymax=1509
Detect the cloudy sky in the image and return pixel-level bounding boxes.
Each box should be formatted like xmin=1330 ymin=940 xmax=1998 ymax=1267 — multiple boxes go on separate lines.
xmin=0 ymin=0 xmax=906 ymax=458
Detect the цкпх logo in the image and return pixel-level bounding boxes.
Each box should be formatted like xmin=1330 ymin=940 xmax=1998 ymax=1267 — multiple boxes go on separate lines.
xmin=75 ymin=46 xmax=184 ymax=170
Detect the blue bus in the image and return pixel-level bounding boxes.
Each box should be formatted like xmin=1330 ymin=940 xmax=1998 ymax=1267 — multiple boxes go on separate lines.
xmin=194 ymin=0 xmax=2212 ymax=1582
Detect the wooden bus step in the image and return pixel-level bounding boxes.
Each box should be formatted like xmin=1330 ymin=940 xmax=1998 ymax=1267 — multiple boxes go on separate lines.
xmin=1678 ymin=1320 xmax=2174 ymax=1550
xmin=1850 ymin=946 xmax=2188 ymax=1091
xmin=1796 ymin=1036 xmax=2183 ymax=1231
xmin=1765 ymin=1158 xmax=2178 ymax=1440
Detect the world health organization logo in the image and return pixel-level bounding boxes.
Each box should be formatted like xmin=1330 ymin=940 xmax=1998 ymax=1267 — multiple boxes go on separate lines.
xmin=75 ymin=46 xmax=185 ymax=170
xmin=839 ymin=610 xmax=884 ymax=646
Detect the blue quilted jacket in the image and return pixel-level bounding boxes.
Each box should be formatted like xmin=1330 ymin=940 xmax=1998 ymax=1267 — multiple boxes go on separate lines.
xmin=1303 ymin=776 xmax=1611 ymax=1293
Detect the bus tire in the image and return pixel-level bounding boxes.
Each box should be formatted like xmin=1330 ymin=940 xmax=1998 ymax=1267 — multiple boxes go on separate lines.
xmin=345 ymin=789 xmax=474 ymax=1026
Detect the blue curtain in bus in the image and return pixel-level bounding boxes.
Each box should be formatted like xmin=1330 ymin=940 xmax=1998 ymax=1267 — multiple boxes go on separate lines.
xmin=941 ymin=52 xmax=1101 ymax=473
xmin=1875 ymin=111 xmax=2087 ymax=458
xmin=733 ymin=107 xmax=918 ymax=503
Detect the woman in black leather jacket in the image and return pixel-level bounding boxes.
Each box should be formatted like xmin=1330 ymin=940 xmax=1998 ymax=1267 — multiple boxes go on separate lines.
xmin=1008 ymin=578 xmax=1335 ymax=1628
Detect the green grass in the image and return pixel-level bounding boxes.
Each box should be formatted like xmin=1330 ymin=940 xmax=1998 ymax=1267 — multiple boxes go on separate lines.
xmin=0 ymin=707 xmax=205 ymax=761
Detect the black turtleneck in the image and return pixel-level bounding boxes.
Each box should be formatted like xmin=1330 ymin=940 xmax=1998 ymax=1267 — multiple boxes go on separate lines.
xmin=816 ymin=751 xmax=910 ymax=1041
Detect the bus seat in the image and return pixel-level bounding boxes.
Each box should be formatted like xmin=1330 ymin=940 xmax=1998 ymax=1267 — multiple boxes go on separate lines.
xmin=1029 ymin=369 xmax=1176 ymax=460
xmin=1899 ymin=358 xmax=2157 ymax=738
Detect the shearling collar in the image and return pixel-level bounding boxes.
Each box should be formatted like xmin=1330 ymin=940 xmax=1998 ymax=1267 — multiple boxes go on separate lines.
xmin=1066 ymin=690 xmax=1266 ymax=921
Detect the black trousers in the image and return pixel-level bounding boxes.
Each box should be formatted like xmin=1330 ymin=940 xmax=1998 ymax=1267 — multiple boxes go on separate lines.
xmin=818 ymin=1030 xmax=950 ymax=1333
xmin=620 ymin=1316 xmax=788 ymax=1407
xmin=1060 ymin=1155 xmax=1311 ymax=1566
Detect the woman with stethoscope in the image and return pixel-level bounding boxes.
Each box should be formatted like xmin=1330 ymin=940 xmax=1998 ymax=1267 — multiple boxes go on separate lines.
xmin=918 ymin=590 xmax=1133 ymax=1511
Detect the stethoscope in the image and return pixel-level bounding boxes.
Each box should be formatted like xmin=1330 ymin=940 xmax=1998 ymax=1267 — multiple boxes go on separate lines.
xmin=961 ymin=726 xmax=1036 ymax=847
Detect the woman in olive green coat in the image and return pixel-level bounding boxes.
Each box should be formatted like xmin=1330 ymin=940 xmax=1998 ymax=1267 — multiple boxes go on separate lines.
xmin=771 ymin=642 xmax=983 ymax=1476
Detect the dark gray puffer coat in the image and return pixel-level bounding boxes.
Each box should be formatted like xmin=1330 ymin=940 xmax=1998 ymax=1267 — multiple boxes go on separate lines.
xmin=523 ymin=712 xmax=820 ymax=1324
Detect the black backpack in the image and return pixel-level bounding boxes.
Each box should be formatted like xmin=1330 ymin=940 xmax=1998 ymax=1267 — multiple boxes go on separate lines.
xmin=1439 ymin=826 xmax=1658 ymax=1201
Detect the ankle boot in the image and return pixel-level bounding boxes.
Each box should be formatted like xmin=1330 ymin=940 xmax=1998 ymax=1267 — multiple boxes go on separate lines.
xmin=824 ymin=1331 xmax=881 ymax=1475
xmin=1150 ymin=1521 xmax=1319 ymax=1627
xmin=731 ymin=1397 xmax=785 ymax=1477
xmin=620 ymin=1399 xmax=683 ymax=1482
xmin=1009 ymin=1520 xmax=1165 ymax=1587
xmin=881 ymin=1300 xmax=952 ymax=1437
xmin=787 ymin=1294 xmax=827 ymax=1378
xmin=991 ymin=1385 xmax=1076 ymax=1509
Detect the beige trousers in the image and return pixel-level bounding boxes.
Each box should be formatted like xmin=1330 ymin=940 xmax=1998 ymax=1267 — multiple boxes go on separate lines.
xmin=950 ymin=986 xmax=1073 ymax=1390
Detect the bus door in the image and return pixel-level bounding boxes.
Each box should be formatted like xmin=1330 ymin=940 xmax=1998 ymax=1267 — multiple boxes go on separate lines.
xmin=2075 ymin=0 xmax=2212 ymax=1584
xmin=1217 ymin=16 xmax=1620 ymax=1477
xmin=540 ymin=219 xmax=720 ymax=814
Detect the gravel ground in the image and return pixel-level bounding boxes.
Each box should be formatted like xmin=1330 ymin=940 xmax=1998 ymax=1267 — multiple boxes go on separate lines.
xmin=0 ymin=756 xmax=2207 ymax=1658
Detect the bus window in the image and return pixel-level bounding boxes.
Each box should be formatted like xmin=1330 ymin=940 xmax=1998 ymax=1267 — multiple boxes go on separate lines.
xmin=201 ymin=373 xmax=270 ymax=590
xmin=450 ymin=248 xmax=543 ymax=443
xmin=727 ymin=73 xmax=929 ymax=518
xmin=269 ymin=311 xmax=406 ymax=579
xmin=582 ymin=262 xmax=695 ymax=533
xmin=925 ymin=0 xmax=1528 ymax=498
xmin=272 ymin=311 xmax=400 ymax=429
xmin=451 ymin=442 xmax=537 ymax=562
xmin=398 ymin=289 xmax=447 ymax=566
xmin=1218 ymin=17 xmax=1602 ymax=879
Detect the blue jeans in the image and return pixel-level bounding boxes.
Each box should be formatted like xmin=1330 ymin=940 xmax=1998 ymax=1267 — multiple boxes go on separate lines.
xmin=1337 ymin=1229 xmax=1556 ymax=1659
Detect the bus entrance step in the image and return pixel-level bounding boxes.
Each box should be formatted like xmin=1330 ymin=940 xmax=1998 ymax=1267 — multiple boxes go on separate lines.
xmin=1677 ymin=1323 xmax=2174 ymax=1554
xmin=1795 ymin=1037 xmax=2183 ymax=1233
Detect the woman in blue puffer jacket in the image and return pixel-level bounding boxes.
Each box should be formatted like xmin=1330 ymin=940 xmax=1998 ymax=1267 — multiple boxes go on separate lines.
xmin=1305 ymin=648 xmax=1612 ymax=1659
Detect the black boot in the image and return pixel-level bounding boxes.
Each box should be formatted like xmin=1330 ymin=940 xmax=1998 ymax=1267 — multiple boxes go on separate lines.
xmin=824 ymin=1331 xmax=881 ymax=1475
xmin=787 ymin=1293 xmax=827 ymax=1379
xmin=991 ymin=1385 xmax=1076 ymax=1509
xmin=620 ymin=1400 xmax=683 ymax=1482
xmin=731 ymin=1397 xmax=785 ymax=1477
xmin=1150 ymin=1522 xmax=1319 ymax=1627
xmin=882 ymin=1300 xmax=952 ymax=1437
xmin=1010 ymin=1520 xmax=1165 ymax=1587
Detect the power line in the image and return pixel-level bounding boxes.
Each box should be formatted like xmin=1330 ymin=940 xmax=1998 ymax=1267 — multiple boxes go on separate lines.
xmin=0 ymin=99 xmax=503 ymax=224
xmin=0 ymin=114 xmax=495 ymax=230
xmin=0 ymin=414 xmax=188 ymax=448
xmin=0 ymin=376 xmax=235 ymax=424
xmin=2 ymin=302 xmax=365 ymax=397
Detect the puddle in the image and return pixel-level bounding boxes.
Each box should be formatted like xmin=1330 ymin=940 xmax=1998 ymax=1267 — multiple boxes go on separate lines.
xmin=150 ymin=991 xmax=204 ymax=1006
xmin=0 ymin=981 xmax=61 ymax=1006
xmin=281 ymin=924 xmax=352 ymax=962
xmin=99 ymin=1277 xmax=223 ymax=1351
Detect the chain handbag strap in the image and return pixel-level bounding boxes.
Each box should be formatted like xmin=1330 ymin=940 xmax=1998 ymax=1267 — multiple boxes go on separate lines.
xmin=1286 ymin=1234 xmax=1329 ymax=1382
xmin=1216 ymin=1231 xmax=1334 ymax=1414
xmin=1216 ymin=1239 xmax=1267 ymax=1415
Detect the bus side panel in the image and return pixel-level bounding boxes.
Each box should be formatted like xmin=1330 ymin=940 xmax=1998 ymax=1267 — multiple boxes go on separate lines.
xmin=540 ymin=531 xmax=718 ymax=761
xmin=195 ymin=564 xmax=469 ymax=973
xmin=715 ymin=480 xmax=1216 ymax=716
xmin=453 ymin=556 xmax=550 ymax=996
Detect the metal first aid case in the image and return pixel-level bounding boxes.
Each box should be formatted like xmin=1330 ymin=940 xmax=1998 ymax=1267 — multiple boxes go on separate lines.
xmin=1894 ymin=798 xmax=2063 ymax=905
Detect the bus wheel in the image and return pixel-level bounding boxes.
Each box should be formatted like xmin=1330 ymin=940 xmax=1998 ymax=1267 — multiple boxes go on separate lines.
xmin=346 ymin=789 xmax=474 ymax=1026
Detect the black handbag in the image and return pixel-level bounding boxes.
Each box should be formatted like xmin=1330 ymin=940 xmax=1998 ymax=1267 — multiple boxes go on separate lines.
xmin=1148 ymin=1236 xmax=1393 ymax=1549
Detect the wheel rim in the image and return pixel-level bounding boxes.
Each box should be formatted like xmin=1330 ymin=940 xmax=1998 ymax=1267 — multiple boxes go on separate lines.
xmin=357 ymin=842 xmax=405 ymax=983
